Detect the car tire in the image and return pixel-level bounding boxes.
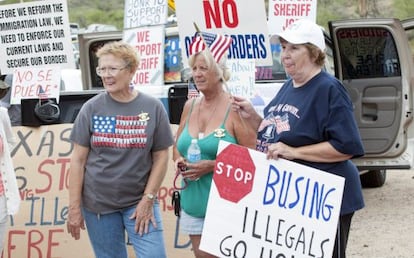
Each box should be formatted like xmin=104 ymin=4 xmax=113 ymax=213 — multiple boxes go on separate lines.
xmin=360 ymin=169 xmax=386 ymax=188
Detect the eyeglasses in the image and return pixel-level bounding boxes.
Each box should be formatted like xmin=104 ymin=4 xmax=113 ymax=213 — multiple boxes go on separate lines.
xmin=96 ymin=66 xmax=127 ymax=77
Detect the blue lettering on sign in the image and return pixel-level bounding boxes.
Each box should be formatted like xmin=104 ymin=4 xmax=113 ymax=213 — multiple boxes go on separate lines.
xmin=183 ymin=33 xmax=267 ymax=60
xmin=263 ymin=164 xmax=336 ymax=222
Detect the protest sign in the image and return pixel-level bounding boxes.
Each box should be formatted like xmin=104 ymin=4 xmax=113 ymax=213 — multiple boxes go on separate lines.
xmin=200 ymin=141 xmax=344 ymax=257
xmin=226 ymin=59 xmax=255 ymax=98
xmin=0 ymin=0 xmax=75 ymax=74
xmin=174 ymin=0 xmax=273 ymax=67
xmin=10 ymin=67 xmax=61 ymax=105
xmin=123 ymin=25 xmax=165 ymax=86
xmin=124 ymin=0 xmax=168 ymax=28
xmin=4 ymin=124 xmax=194 ymax=257
xmin=267 ymin=0 xmax=318 ymax=36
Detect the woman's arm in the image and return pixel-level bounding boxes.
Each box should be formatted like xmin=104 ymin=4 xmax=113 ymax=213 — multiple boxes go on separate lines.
xmin=67 ymin=143 xmax=89 ymax=240
xmin=172 ymin=99 xmax=192 ymax=162
xmin=268 ymin=141 xmax=353 ymax=163
xmin=230 ymin=108 xmax=257 ymax=149
xmin=231 ymin=96 xmax=263 ymax=132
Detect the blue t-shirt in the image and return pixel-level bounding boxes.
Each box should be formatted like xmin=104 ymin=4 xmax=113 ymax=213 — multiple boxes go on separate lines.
xmin=257 ymin=71 xmax=365 ymax=215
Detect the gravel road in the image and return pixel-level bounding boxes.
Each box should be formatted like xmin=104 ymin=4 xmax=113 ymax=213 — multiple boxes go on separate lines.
xmin=347 ymin=169 xmax=414 ymax=258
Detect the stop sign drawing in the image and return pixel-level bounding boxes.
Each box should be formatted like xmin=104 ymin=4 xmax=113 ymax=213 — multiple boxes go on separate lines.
xmin=214 ymin=143 xmax=256 ymax=203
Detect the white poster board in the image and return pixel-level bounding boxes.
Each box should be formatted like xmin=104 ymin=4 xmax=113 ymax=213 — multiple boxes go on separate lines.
xmin=200 ymin=141 xmax=344 ymax=257
xmin=10 ymin=67 xmax=61 ymax=105
xmin=123 ymin=25 xmax=165 ymax=86
xmin=174 ymin=0 xmax=272 ymax=67
xmin=267 ymin=0 xmax=318 ymax=36
xmin=124 ymin=0 xmax=168 ymax=28
xmin=0 ymin=0 xmax=75 ymax=74
xmin=226 ymin=59 xmax=255 ymax=98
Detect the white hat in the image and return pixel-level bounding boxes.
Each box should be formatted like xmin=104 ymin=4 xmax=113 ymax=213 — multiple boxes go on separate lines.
xmin=277 ymin=19 xmax=326 ymax=51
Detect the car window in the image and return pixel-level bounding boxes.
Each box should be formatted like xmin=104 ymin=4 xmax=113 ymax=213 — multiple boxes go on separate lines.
xmin=335 ymin=27 xmax=400 ymax=79
xmin=406 ymin=27 xmax=414 ymax=63
xmin=255 ymin=35 xmax=287 ymax=81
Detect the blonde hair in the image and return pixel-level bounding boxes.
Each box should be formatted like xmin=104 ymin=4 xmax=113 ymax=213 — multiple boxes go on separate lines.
xmin=96 ymin=41 xmax=140 ymax=73
xmin=188 ymin=50 xmax=231 ymax=82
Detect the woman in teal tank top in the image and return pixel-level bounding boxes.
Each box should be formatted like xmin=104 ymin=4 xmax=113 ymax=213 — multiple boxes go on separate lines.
xmin=173 ymin=46 xmax=256 ymax=258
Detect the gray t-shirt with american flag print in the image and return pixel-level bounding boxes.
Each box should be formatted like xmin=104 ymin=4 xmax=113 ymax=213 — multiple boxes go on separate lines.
xmin=70 ymin=91 xmax=174 ymax=214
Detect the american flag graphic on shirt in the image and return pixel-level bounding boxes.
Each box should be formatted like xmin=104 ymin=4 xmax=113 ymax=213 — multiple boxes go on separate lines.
xmin=91 ymin=114 xmax=148 ymax=148
xmin=189 ymin=31 xmax=232 ymax=63
xmin=275 ymin=114 xmax=290 ymax=134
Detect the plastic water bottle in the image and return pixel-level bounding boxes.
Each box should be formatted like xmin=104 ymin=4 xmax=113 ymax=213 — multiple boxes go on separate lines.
xmin=187 ymin=139 xmax=201 ymax=163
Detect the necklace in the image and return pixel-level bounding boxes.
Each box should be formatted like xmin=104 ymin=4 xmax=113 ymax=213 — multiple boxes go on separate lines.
xmin=197 ymin=93 xmax=222 ymax=139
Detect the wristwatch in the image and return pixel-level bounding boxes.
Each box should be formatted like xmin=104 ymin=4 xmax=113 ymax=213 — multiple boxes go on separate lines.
xmin=144 ymin=193 xmax=155 ymax=201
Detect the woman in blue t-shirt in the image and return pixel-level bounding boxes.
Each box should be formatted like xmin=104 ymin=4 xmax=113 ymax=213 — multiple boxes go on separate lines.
xmin=232 ymin=19 xmax=365 ymax=258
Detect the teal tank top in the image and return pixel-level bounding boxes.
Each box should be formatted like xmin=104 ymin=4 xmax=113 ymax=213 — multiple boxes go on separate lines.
xmin=176 ymin=100 xmax=237 ymax=217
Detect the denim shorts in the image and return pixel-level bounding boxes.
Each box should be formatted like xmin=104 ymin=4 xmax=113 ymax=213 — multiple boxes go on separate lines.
xmin=179 ymin=209 xmax=204 ymax=235
xmin=82 ymin=202 xmax=166 ymax=258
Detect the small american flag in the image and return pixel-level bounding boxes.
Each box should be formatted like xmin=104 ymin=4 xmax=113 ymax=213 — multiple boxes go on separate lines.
xmin=38 ymin=86 xmax=48 ymax=99
xmin=275 ymin=114 xmax=290 ymax=134
xmin=189 ymin=31 xmax=232 ymax=63
xmin=187 ymin=81 xmax=199 ymax=99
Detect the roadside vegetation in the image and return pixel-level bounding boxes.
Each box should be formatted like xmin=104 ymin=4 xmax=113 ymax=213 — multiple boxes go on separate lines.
xmin=0 ymin=0 xmax=412 ymax=31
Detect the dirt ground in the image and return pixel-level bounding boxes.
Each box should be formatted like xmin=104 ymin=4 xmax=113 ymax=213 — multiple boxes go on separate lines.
xmin=347 ymin=169 xmax=414 ymax=258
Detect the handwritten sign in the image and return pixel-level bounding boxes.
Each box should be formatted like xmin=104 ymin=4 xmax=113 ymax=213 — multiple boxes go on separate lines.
xmin=226 ymin=59 xmax=255 ymax=98
xmin=0 ymin=0 xmax=75 ymax=74
xmin=5 ymin=124 xmax=194 ymax=258
xmin=174 ymin=0 xmax=272 ymax=67
xmin=124 ymin=0 xmax=168 ymax=28
xmin=123 ymin=26 xmax=165 ymax=86
xmin=200 ymin=141 xmax=344 ymax=257
xmin=9 ymin=67 xmax=61 ymax=105
xmin=267 ymin=0 xmax=318 ymax=36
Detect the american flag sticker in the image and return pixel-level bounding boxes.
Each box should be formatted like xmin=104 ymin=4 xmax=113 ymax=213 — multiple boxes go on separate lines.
xmin=91 ymin=115 xmax=148 ymax=148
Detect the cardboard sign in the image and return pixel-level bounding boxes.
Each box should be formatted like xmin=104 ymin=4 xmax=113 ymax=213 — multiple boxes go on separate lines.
xmin=123 ymin=25 xmax=165 ymax=86
xmin=4 ymin=124 xmax=194 ymax=258
xmin=200 ymin=141 xmax=344 ymax=257
xmin=0 ymin=0 xmax=75 ymax=74
xmin=175 ymin=0 xmax=273 ymax=67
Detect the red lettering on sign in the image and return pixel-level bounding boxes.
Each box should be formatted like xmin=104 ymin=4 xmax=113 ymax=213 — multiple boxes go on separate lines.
xmin=214 ymin=143 xmax=255 ymax=203
xmin=6 ymin=229 xmax=63 ymax=258
xmin=203 ymin=0 xmax=239 ymax=29
xmin=136 ymin=30 xmax=149 ymax=42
